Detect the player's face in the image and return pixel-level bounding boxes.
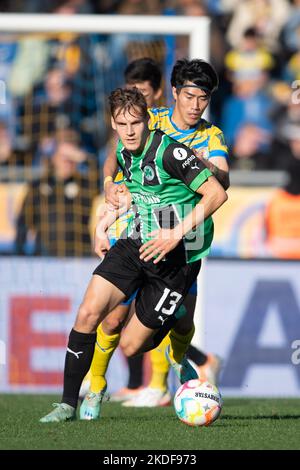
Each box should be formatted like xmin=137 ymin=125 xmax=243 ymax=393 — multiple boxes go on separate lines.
xmin=172 ymin=81 xmax=210 ymax=129
xmin=126 ymin=81 xmax=162 ymax=107
xmin=111 ymin=106 xmax=149 ymax=154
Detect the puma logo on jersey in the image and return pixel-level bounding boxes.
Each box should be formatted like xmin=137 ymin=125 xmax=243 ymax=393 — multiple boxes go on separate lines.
xmin=158 ymin=315 xmax=168 ymax=325
xmin=67 ymin=347 xmax=83 ymax=359
xmin=191 ymin=163 xmax=200 ymax=170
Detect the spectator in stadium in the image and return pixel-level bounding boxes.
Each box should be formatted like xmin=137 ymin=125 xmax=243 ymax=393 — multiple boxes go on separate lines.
xmin=172 ymin=0 xmax=225 ymax=72
xmin=221 ymin=69 xmax=274 ymax=169
xmin=270 ymin=98 xmax=300 ymax=169
xmin=284 ymin=52 xmax=300 ymax=83
xmin=265 ymin=121 xmax=300 ymax=258
xmin=14 ymin=133 xmax=100 ymax=256
xmin=104 ymin=0 xmax=162 ymax=82
xmin=226 ymin=0 xmax=290 ymax=53
xmin=282 ymin=0 xmax=300 ymax=52
xmin=0 ymin=121 xmax=29 ymax=180
xmin=16 ymin=67 xmax=73 ymax=160
xmin=0 ymin=122 xmax=14 ymax=170
xmin=0 ymin=35 xmax=18 ymax=137
xmin=225 ymin=28 xmax=274 ymax=82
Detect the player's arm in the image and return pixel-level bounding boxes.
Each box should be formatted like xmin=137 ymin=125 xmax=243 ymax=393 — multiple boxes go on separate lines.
xmin=103 ymin=133 xmax=124 ymax=208
xmin=94 ymin=191 xmax=132 ymax=258
xmin=194 ymin=127 xmax=230 ymax=190
xmin=175 ymin=176 xmax=227 ymax=238
xmin=196 ymin=153 xmax=230 ymax=190
xmin=140 ymin=145 xmax=227 ymax=263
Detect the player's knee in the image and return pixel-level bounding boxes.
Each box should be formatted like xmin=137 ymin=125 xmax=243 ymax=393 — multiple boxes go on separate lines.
xmin=76 ymin=304 xmax=100 ymax=331
xmin=120 ymin=337 xmax=138 ymax=357
xmin=174 ymin=319 xmax=195 ymax=336
xmin=102 ymin=314 xmax=123 ymax=335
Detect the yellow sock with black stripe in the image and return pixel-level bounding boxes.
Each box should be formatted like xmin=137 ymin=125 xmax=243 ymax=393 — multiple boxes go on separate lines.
xmin=90 ymin=323 xmax=120 ymax=393
xmin=168 ymin=326 xmax=195 ymax=364
xmin=149 ymin=335 xmax=170 ymax=391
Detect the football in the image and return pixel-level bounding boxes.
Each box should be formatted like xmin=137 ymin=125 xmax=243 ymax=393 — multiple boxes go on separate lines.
xmin=174 ymin=379 xmax=222 ymax=426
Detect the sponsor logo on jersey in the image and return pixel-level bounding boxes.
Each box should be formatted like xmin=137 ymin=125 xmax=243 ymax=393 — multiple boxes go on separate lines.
xmin=173 ymin=147 xmax=188 ymax=160
xmin=143 ymin=165 xmax=155 ymax=181
xmin=181 ymin=154 xmax=196 ymax=169
xmin=132 ymin=192 xmax=161 ymax=204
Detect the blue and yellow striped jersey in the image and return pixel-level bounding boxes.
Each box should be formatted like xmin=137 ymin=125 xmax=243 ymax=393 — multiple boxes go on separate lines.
xmin=148 ymin=106 xmax=228 ymax=161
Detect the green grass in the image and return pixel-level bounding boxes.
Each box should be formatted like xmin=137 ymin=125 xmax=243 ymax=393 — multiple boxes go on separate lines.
xmin=0 ymin=395 xmax=299 ymax=450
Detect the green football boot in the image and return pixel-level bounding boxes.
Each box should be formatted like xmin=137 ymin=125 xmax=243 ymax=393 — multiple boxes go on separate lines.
xmin=165 ymin=345 xmax=198 ymax=384
xmin=79 ymin=388 xmax=109 ymax=420
xmin=39 ymin=403 xmax=76 ymax=423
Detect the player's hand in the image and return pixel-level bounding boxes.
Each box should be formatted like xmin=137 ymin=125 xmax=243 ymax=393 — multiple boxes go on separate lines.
xmin=105 ymin=182 xmax=126 ymax=209
xmin=139 ymin=228 xmax=182 ymax=264
xmin=94 ymin=226 xmax=110 ymax=259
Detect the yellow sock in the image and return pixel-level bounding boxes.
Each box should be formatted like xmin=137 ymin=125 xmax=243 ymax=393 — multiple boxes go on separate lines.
xmin=169 ymin=326 xmax=195 ymax=364
xmin=149 ymin=335 xmax=171 ymax=391
xmin=90 ymin=323 xmax=120 ymax=393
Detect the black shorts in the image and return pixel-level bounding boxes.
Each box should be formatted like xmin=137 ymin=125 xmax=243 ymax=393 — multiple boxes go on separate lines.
xmin=93 ymin=237 xmax=201 ymax=329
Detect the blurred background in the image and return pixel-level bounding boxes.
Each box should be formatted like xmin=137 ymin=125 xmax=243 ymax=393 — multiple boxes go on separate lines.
xmin=0 ymin=0 xmax=299 ymax=397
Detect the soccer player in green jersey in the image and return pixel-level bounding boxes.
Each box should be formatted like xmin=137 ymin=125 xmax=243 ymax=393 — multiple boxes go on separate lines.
xmin=85 ymin=59 xmax=229 ymax=411
xmin=40 ymin=87 xmax=227 ymax=423
xmin=82 ymin=59 xmax=227 ymax=413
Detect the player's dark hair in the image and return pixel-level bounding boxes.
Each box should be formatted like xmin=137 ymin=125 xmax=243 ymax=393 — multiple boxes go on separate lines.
xmin=109 ymin=87 xmax=148 ymax=119
xmin=171 ymin=58 xmax=219 ymax=95
xmin=124 ymin=58 xmax=162 ymax=92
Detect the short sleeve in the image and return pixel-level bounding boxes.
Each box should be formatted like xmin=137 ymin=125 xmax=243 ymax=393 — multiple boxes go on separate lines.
xmin=208 ymin=125 xmax=229 ymax=160
xmin=162 ymin=142 xmax=212 ymax=191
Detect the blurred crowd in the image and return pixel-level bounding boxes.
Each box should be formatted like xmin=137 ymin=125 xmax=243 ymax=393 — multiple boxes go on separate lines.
xmin=0 ymin=0 xmax=300 ymax=257
xmin=0 ymin=0 xmax=300 ymax=173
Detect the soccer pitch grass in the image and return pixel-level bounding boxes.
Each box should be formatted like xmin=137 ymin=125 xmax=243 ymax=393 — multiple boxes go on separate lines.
xmin=0 ymin=395 xmax=299 ymax=450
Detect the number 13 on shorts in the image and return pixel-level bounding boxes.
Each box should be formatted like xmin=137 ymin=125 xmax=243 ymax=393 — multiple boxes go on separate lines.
xmin=155 ymin=288 xmax=182 ymax=324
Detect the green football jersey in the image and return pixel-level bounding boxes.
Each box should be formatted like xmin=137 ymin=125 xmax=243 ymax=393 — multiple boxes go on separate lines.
xmin=116 ymin=129 xmax=214 ymax=263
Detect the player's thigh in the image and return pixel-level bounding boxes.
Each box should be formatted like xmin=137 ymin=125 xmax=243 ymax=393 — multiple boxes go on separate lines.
xmin=75 ymin=275 xmax=126 ymax=332
xmin=102 ymin=303 xmax=131 ymax=335
xmin=120 ymin=313 xmax=158 ymax=357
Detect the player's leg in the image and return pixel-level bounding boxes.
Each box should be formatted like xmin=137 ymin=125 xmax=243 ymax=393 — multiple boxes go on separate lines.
xmin=179 ymin=284 xmax=222 ymax=385
xmin=165 ymin=296 xmax=198 ymax=384
xmin=123 ymin=286 xmax=197 ymax=407
xmin=89 ymin=304 xmax=129 ymax=394
xmin=120 ymin=305 xmax=197 ymax=395
xmin=108 ymin=300 xmax=144 ymax=402
xmin=40 ymin=238 xmax=142 ymax=422
xmin=121 ymin=259 xmax=201 ymax=406
xmin=149 ymin=282 xmax=221 ymax=388
xmin=79 ymin=303 xmax=129 ymax=420
xmin=40 ymin=275 xmax=126 ymax=422
xmin=150 ymin=291 xmax=195 ymax=392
